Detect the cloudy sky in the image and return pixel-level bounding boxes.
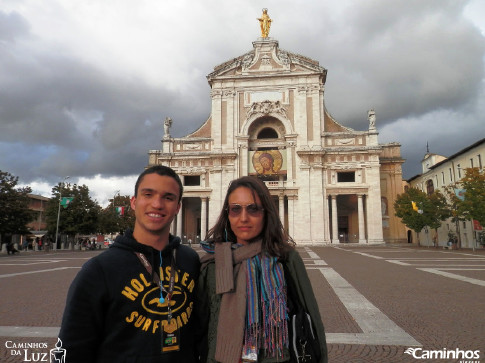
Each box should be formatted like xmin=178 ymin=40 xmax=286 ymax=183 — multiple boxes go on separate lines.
xmin=1 ymin=0 xmax=484 ymax=206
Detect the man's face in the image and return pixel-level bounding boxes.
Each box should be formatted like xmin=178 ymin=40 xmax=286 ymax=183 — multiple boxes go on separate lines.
xmin=130 ymin=173 xmax=181 ymax=240
xmin=260 ymin=156 xmax=272 ymax=171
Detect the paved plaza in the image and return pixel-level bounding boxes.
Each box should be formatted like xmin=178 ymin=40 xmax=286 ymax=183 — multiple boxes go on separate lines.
xmin=1 ymin=244 xmax=484 ymax=362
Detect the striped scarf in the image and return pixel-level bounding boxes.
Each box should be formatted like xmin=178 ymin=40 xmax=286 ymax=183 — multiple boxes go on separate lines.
xmin=244 ymin=253 xmax=289 ymax=359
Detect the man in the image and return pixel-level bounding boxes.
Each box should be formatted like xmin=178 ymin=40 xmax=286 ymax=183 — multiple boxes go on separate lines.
xmin=259 ymin=152 xmax=275 ymax=175
xmin=59 ymin=165 xmax=200 ymax=362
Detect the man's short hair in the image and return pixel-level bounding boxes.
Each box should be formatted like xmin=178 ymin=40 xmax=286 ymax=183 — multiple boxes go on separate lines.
xmin=134 ymin=165 xmax=183 ymax=202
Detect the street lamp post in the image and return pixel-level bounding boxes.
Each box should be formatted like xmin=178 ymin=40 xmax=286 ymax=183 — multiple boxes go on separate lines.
xmin=113 ymin=190 xmax=120 ymax=238
xmin=113 ymin=190 xmax=120 ymax=211
xmin=55 ymin=176 xmax=70 ymax=251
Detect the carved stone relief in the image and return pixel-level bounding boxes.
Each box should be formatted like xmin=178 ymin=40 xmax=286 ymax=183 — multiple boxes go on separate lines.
xmin=247 ymin=100 xmax=288 ymax=119
xmin=335 ymin=138 xmax=355 ymax=146
xmin=242 ymin=53 xmax=255 ymax=70
xmin=184 ymin=143 xmax=202 ymax=150
xmin=278 ymin=51 xmax=290 ymax=65
xmin=261 ymin=54 xmax=271 ymax=66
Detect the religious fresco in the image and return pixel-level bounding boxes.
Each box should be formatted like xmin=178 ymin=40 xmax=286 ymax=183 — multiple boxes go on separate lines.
xmin=249 ymin=150 xmax=287 ymax=175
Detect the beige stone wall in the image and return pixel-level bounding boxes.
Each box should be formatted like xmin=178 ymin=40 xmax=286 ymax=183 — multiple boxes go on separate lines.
xmin=380 ymin=143 xmax=407 ymax=243
xmin=408 ymin=139 xmax=484 ymax=248
xmin=148 ymin=37 xmax=408 ymax=245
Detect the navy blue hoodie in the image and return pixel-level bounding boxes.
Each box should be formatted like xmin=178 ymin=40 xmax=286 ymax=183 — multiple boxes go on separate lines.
xmin=59 ymin=230 xmax=200 ymax=363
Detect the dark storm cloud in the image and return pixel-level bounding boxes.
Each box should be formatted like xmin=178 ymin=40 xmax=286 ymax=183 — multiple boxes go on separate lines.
xmin=270 ymin=0 xmax=485 ymax=179
xmin=0 ymin=0 xmax=484 ymax=192
xmin=0 ymin=62 xmax=205 ymax=182
xmin=0 ymin=11 xmax=29 ymax=42
xmin=204 ymin=1 xmax=484 ymax=131
xmin=308 ymin=0 xmax=485 ymax=127
xmin=0 ymin=9 xmax=208 ymax=184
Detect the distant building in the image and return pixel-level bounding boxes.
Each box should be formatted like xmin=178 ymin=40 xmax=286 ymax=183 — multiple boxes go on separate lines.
xmin=1 ymin=193 xmax=50 ymax=252
xmin=407 ymin=138 xmax=484 ymax=248
xmin=147 ymin=16 xmax=406 ymax=245
xmin=27 ymin=193 xmax=50 ymax=237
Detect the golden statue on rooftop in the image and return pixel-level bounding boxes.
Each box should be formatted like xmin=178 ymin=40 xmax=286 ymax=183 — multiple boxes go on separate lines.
xmin=257 ymin=8 xmax=272 ymax=38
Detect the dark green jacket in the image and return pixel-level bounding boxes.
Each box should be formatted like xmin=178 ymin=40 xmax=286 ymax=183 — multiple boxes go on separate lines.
xmin=197 ymin=249 xmax=328 ymax=363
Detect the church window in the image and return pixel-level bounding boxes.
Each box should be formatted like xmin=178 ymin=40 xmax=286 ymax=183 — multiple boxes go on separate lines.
xmin=337 ymin=172 xmax=355 ymax=182
xmin=257 ymin=128 xmax=278 ymax=139
xmin=184 ymin=175 xmax=200 ymax=186
xmin=426 ymin=179 xmax=434 ymax=195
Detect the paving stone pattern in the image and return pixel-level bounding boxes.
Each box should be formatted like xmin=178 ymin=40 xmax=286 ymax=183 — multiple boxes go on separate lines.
xmin=1 ymin=246 xmax=484 ymax=362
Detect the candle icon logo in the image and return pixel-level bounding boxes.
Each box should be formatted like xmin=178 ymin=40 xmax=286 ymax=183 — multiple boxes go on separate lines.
xmin=50 ymin=338 xmax=66 ymax=363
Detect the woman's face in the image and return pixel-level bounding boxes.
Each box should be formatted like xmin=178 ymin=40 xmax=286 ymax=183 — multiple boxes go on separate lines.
xmin=227 ymin=186 xmax=264 ymax=245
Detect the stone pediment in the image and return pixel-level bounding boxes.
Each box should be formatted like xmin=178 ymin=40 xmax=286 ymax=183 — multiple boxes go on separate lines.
xmin=207 ymin=38 xmax=326 ymax=82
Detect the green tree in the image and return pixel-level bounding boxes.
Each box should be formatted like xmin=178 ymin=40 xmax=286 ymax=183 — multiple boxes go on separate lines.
xmin=394 ymin=188 xmax=428 ymax=243
xmin=442 ymin=185 xmax=467 ymax=249
xmin=443 ymin=167 xmax=485 ymax=248
xmin=428 ymin=191 xmax=452 ymax=229
xmin=98 ymin=195 xmax=134 ymax=234
xmin=460 ymin=168 xmax=485 ymax=227
xmin=0 ymin=170 xmax=35 ymax=243
xmin=394 ymin=188 xmax=450 ymax=245
xmin=427 ymin=190 xmax=452 ymax=247
xmin=45 ymin=183 xmax=100 ymax=245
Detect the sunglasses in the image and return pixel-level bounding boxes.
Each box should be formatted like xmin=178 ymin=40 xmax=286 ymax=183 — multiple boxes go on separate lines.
xmin=226 ymin=203 xmax=264 ymax=217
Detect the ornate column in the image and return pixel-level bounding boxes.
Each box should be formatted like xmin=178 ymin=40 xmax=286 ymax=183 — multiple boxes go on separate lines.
xmin=200 ymin=197 xmax=208 ymax=240
xmin=278 ymin=194 xmax=284 ymax=225
xmin=324 ymin=188 xmax=331 ymax=243
xmin=211 ymin=90 xmax=223 ymax=150
xmin=331 ymin=195 xmax=339 ymax=244
xmin=297 ymin=86 xmax=309 ymax=145
xmin=286 ymin=139 xmax=296 ymax=185
xmin=287 ymin=196 xmax=295 ymax=237
xmin=358 ymin=194 xmax=366 ymax=243
xmin=223 ymin=90 xmax=235 ymax=147
xmin=241 ymin=144 xmax=249 ymax=177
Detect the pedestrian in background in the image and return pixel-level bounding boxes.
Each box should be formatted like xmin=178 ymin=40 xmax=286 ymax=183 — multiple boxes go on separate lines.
xmin=7 ymin=241 xmax=19 ymax=255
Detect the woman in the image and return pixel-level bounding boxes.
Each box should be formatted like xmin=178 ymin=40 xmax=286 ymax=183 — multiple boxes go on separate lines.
xmin=197 ymin=176 xmax=327 ymax=363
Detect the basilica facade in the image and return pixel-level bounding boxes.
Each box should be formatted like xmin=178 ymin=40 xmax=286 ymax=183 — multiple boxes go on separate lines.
xmin=147 ymin=34 xmax=406 ymax=245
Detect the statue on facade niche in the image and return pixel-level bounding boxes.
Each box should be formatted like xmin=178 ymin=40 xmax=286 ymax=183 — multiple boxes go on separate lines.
xmin=368 ymin=109 xmax=376 ymax=130
xmin=163 ymin=117 xmax=172 ymax=138
xmin=257 ymin=9 xmax=272 ymax=38
xmin=242 ymin=53 xmax=254 ymax=69
xmin=278 ymin=51 xmax=290 ymax=65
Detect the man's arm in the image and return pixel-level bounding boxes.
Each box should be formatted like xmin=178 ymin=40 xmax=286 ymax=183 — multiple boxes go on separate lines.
xmin=58 ymin=258 xmax=107 ymax=362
